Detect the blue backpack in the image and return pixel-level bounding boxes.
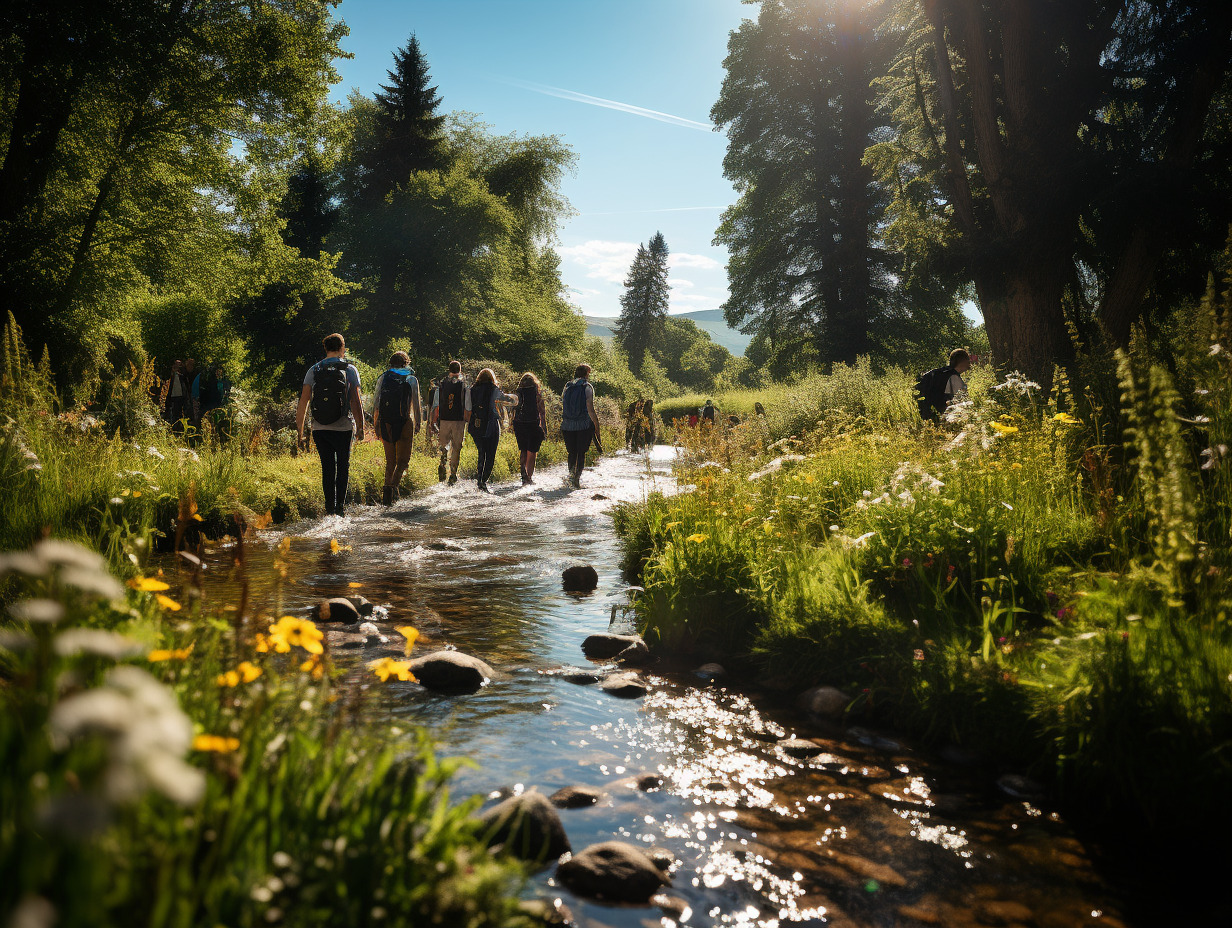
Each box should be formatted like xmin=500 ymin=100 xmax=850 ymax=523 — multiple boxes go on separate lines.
xmin=562 ymin=379 xmax=589 ymax=425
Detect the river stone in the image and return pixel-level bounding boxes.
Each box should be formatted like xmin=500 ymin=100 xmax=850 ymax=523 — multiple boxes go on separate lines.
xmin=478 ymin=792 xmax=570 ymax=862
xmin=408 ymin=650 xmax=494 ymax=692
xmin=613 ymin=639 xmax=651 ymax=665
xmin=648 ymin=848 xmax=675 ymax=872
xmin=600 ymin=672 xmax=648 ymax=698
xmin=777 ymin=738 xmax=826 ymax=759
xmin=797 ymin=685 xmax=850 ymax=720
xmin=426 ymin=539 xmax=466 ymax=552
xmin=562 ymin=565 xmax=599 ymax=592
xmin=316 ymin=597 xmax=360 ymax=624
xmin=560 ymin=670 xmax=602 ymax=685
xmin=346 ymin=594 xmax=374 ymax=616
xmin=694 ymin=662 xmax=727 ymax=682
xmin=549 ymin=785 xmax=605 ymax=808
xmin=556 ymin=841 xmax=670 ymax=903
xmin=582 ymin=632 xmax=644 ymax=659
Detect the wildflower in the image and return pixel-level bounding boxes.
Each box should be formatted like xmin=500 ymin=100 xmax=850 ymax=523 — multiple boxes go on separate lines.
xmin=1209 ymin=343 xmax=1224 ymax=357
xmin=155 ymin=594 xmax=182 ymax=612
xmin=148 ymin=643 xmax=194 ymax=662
xmin=256 ymin=631 xmax=290 ymax=654
xmin=127 ymin=576 xmax=170 ymax=592
xmin=300 ymin=653 xmax=326 ymax=680
xmin=901 ymin=557 xmax=913 ymax=569
xmin=193 ymin=734 xmax=240 ymax=753
xmin=804 ymin=474 xmax=814 ymax=484
xmin=686 ymin=533 xmax=708 ymax=543
xmin=7 ymin=598 xmax=64 ymax=624
xmin=1010 ymin=463 xmax=1022 ymax=470
xmin=54 ymin=629 xmax=143 ymax=660
xmin=368 ymin=657 xmax=415 ymax=682
xmin=1051 ymin=412 xmax=1080 ymax=425
xmin=990 ymin=422 xmax=1019 ymax=436
xmin=395 ymin=626 xmax=419 ymax=656
xmin=913 ymin=649 xmax=925 ymax=661
xmin=665 ymin=521 xmax=682 ymax=530
xmin=1055 ymin=607 xmax=1073 ymax=622
xmin=217 ymin=661 xmax=262 ymax=687
xmin=268 ymin=616 xmax=324 ymax=655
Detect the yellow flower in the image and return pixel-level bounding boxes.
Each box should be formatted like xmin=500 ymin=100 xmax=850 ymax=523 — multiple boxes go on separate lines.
xmin=127 ymin=576 xmax=170 ymax=592
xmin=148 ymin=643 xmax=194 ymax=662
xmin=132 ymin=490 xmax=142 ymax=499
xmin=1010 ymin=463 xmax=1023 ymax=471
xmin=368 ymin=657 xmax=416 ymax=682
xmin=686 ymin=533 xmax=708 ymax=544
xmin=347 ymin=581 xmax=363 ymax=588
xmin=216 ymin=661 xmax=262 ymax=687
xmin=329 ymin=538 xmax=352 ymax=553
xmin=1052 ymin=412 xmax=1080 ymax=425
xmin=155 ymin=594 xmax=182 ymax=611
xmin=269 ymin=616 xmax=324 ymax=655
xmin=255 ymin=630 xmax=290 ymax=654
xmin=665 ymin=521 xmax=682 ymax=530
xmin=193 ymin=734 xmax=240 ymax=753
xmin=743 ymin=504 xmax=754 ymax=512
xmin=990 ymin=422 xmax=1019 ymax=436
xmin=804 ymin=474 xmax=814 ymax=484
xmin=300 ymin=653 xmax=326 ymax=680
xmin=395 ymin=625 xmax=419 ymax=656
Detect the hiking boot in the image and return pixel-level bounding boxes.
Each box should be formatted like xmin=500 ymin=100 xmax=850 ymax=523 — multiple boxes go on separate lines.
xmin=437 ymin=463 xmax=447 ymax=482
xmin=447 ymin=473 xmax=457 ymax=486
xmin=381 ymin=486 xmax=393 ymax=507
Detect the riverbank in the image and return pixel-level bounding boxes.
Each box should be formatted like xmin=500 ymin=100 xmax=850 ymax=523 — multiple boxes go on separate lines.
xmin=613 ymin=359 xmax=1232 ymax=917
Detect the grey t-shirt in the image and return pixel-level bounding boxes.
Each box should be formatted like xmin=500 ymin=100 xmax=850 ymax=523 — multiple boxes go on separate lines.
xmin=945 ymin=372 xmax=967 ymax=398
xmin=303 ymin=359 xmax=362 ymax=432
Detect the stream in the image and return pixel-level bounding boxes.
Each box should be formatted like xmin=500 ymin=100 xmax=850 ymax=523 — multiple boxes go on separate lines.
xmin=186 ymin=447 xmax=1127 ymax=928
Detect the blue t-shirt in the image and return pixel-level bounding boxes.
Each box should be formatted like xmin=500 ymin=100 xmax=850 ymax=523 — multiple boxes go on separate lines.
xmin=303 ymin=358 xmax=362 ymax=432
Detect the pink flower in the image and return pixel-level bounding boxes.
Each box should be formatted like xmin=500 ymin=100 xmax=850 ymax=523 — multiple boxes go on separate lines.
xmin=902 ymin=557 xmax=913 ymax=568
xmin=1056 ymin=607 xmax=1073 ymax=621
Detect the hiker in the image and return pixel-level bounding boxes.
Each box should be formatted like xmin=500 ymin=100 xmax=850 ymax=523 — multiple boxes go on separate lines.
xmin=184 ymin=358 xmax=199 ymax=426
xmin=195 ymin=364 xmax=233 ymax=440
xmin=372 ymin=350 xmax=421 ymax=506
xmin=430 ymin=361 xmax=469 ymax=485
xmin=688 ymin=412 xmax=699 ymax=428
xmin=561 ymin=363 xmax=602 ymax=489
xmin=295 ymin=333 xmax=364 ymax=517
xmin=754 ymin=401 xmax=766 ymax=417
xmin=468 ymin=368 xmax=516 ymax=492
xmin=625 ymin=400 xmax=640 ymax=451
xmin=163 ymin=359 xmax=190 ymax=431
xmin=512 ymin=372 xmax=547 ymax=485
xmin=915 ymin=347 xmax=972 ymax=422
xmin=641 ymin=399 xmax=657 ymax=448
xmin=700 ymin=399 xmax=718 ymax=428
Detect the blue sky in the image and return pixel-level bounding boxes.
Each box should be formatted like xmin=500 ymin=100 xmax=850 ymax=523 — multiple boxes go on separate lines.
xmin=331 ymin=0 xmax=750 ymax=319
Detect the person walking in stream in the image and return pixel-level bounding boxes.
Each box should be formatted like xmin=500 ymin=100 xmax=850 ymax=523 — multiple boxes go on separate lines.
xmin=561 ymin=363 xmax=602 ymax=490
xmin=512 ymin=372 xmax=547 ymax=485
xmin=468 ymin=368 xmax=517 ymax=493
xmin=372 ymin=350 xmax=421 ymax=506
xmin=430 ymin=361 xmax=469 ymax=485
xmin=296 ymin=333 xmax=365 ymax=517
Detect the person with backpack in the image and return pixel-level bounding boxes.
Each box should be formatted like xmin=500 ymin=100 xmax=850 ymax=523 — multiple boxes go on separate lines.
xmin=296 ymin=333 xmax=365 ymax=517
xmin=430 ymin=361 xmax=470 ymax=485
xmin=468 ymin=368 xmax=517 ymax=493
xmin=561 ymin=364 xmax=602 ymax=489
xmin=700 ymin=399 xmax=718 ymax=428
xmin=163 ymin=359 xmax=190 ymax=431
xmin=915 ymin=347 xmax=972 ymax=422
xmin=512 ymin=372 xmax=547 ymax=485
xmin=372 ymin=350 xmax=422 ymax=506
xmin=641 ymin=398 xmax=657 ymax=449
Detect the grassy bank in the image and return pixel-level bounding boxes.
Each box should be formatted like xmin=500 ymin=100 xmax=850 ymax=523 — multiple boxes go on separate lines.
xmin=615 ymin=326 xmax=1232 ymax=845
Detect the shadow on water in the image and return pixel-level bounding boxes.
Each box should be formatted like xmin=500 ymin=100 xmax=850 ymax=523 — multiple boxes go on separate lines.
xmin=181 ymin=447 xmax=1128 ymax=928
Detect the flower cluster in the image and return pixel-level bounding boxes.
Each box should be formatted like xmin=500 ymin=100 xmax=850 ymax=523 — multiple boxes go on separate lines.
xmin=990 ymin=372 xmax=1041 ymax=398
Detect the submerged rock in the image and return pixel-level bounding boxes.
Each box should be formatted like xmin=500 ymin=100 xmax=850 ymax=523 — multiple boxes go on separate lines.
xmin=600 ymin=672 xmax=648 ymax=699
xmin=478 ymin=791 xmax=570 ymax=862
xmin=797 ymin=685 xmax=850 ymax=720
xmin=408 ymin=650 xmax=493 ymax=692
xmin=559 ymin=670 xmax=602 ymax=685
xmin=549 ymin=785 xmax=605 ymax=808
xmin=562 ymin=565 xmax=599 ymax=592
xmin=581 ymin=632 xmax=644 ymax=659
xmin=777 ymin=738 xmax=826 ymax=759
xmin=694 ymin=662 xmax=727 ymax=682
xmin=556 ymin=841 xmax=670 ymax=903
xmin=316 ymin=598 xmax=360 ymax=624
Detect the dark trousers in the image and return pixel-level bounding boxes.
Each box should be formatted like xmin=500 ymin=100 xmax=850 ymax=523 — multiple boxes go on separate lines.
xmin=563 ymin=427 xmax=592 ymax=475
xmin=313 ymin=430 xmax=353 ymax=514
xmin=165 ymin=396 xmax=187 ymax=431
xmin=474 ymin=432 xmax=500 ymax=485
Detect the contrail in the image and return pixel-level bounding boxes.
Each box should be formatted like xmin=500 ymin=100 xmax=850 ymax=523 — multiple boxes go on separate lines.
xmin=582 ymin=206 xmax=725 ymax=216
xmin=503 ymin=77 xmax=713 ymax=132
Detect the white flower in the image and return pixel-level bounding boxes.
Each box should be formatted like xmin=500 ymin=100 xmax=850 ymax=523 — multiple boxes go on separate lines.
xmin=53 ymin=629 xmax=142 ymax=660
xmin=850 ymin=531 xmax=876 ymax=548
xmin=0 ymin=552 xmax=48 ymax=577
xmin=8 ymin=598 xmax=65 ymax=623
xmin=35 ymin=540 xmax=106 ymax=572
xmin=1209 ymin=343 xmax=1224 ymax=357
xmin=145 ymin=446 xmax=166 ymax=461
xmin=58 ymin=566 xmax=124 ymax=601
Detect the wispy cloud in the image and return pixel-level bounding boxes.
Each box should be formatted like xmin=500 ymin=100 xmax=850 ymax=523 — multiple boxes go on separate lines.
xmin=558 ymin=239 xmax=640 ymax=283
xmin=671 ymin=252 xmax=721 ymax=271
xmin=503 ymin=77 xmax=713 ymax=132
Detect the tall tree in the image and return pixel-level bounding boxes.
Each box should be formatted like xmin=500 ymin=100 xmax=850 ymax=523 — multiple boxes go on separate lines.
xmin=614 ymin=232 xmax=671 ymax=375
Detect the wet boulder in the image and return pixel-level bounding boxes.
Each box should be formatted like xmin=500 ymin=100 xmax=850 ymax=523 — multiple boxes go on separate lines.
xmin=408 ymin=650 xmax=494 ymax=692
xmin=777 ymin=738 xmax=827 ymax=759
xmin=997 ymin=773 xmax=1044 ymax=799
xmin=562 ymin=565 xmax=599 ymax=592
xmin=560 ymin=670 xmax=602 ymax=685
xmin=600 ymin=672 xmax=648 ymax=699
xmin=549 ymin=784 xmax=605 ymax=809
xmin=582 ymin=632 xmax=644 ymax=660
xmin=478 ymin=791 xmax=570 ymax=862
xmin=694 ymin=662 xmax=727 ymax=682
xmin=797 ymin=685 xmax=850 ymax=721
xmin=346 ymin=594 xmax=375 ymax=616
xmin=556 ymin=841 xmax=670 ymax=903
xmin=316 ymin=598 xmax=360 ymax=624
xmin=613 ymin=638 xmax=651 ymax=666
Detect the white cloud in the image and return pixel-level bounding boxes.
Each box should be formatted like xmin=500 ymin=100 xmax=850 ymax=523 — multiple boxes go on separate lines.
xmin=558 ymin=240 xmax=639 ymax=283
xmin=668 ymin=278 xmax=695 ymax=290
xmin=670 ymin=252 xmax=722 ymax=271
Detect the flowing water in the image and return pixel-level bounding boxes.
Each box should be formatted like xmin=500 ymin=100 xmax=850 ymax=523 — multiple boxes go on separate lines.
xmin=186 ymin=448 xmax=1127 ymax=928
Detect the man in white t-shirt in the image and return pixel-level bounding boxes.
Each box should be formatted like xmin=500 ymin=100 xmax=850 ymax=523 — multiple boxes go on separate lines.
xmin=295 ymin=333 xmax=365 ymax=516
xmin=944 ymin=348 xmax=972 ymax=403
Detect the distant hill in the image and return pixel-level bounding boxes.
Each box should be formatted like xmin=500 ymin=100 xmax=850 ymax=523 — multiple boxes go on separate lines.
xmin=583 ymin=309 xmax=751 ymax=356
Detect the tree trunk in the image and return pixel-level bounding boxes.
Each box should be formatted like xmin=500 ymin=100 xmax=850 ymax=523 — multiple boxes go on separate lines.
xmin=977 ymin=255 xmax=1069 ymax=386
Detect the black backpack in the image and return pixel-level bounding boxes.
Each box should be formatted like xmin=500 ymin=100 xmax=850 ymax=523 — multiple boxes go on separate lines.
xmin=311 ymin=359 xmax=350 ymax=425
xmin=377 ymin=370 xmax=414 ymax=441
xmin=701 ymin=404 xmax=716 ymax=422
xmin=914 ymin=366 xmax=954 ymax=421
xmin=515 ymin=385 xmax=539 ymax=424
xmin=469 ymin=382 xmax=495 ymax=438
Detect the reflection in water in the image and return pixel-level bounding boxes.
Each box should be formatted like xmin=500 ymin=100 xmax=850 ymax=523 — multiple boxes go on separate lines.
xmin=183 ymin=448 xmax=1125 ymax=928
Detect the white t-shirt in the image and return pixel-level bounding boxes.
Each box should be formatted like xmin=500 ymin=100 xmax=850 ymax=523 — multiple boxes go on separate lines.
xmin=945 ymin=372 xmax=967 ymax=397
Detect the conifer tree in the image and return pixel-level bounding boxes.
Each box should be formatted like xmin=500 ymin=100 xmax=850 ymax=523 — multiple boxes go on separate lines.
xmin=615 ymin=232 xmax=671 ymax=376
xmin=365 ymin=35 xmax=448 ymax=201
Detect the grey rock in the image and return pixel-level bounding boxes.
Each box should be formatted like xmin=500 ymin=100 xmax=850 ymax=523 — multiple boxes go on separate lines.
xmin=614 ymin=772 xmax=665 ymax=792
xmin=408 ymin=650 xmax=494 ymax=692
xmin=560 ymin=670 xmax=602 ymax=685
xmin=549 ymin=785 xmax=605 ymax=809
xmin=600 ymin=672 xmax=648 ymax=699
xmin=562 ymin=565 xmax=599 ymax=592
xmin=347 ymin=594 xmax=374 ymax=616
xmin=651 ymin=894 xmax=690 ymax=921
xmin=613 ymin=639 xmax=652 ymax=665
xmin=797 ymin=685 xmax=850 ymax=720
xmin=426 ymin=540 xmax=466 ymax=552
xmin=478 ymin=791 xmax=570 ymax=862
xmin=316 ymin=597 xmax=359 ymax=624
xmin=694 ymin=662 xmax=727 ymax=681
xmin=777 ymin=738 xmax=826 ymax=758
xmin=581 ymin=632 xmax=644 ymax=659
xmin=556 ymin=841 xmax=670 ymax=903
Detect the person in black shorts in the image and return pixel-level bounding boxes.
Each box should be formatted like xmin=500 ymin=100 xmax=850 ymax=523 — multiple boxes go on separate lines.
xmin=512 ymin=372 xmax=547 ymax=484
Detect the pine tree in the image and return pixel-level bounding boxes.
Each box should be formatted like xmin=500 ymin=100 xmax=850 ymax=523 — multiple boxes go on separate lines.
xmin=615 ymin=232 xmax=671 ymax=375
xmin=366 ymin=35 xmax=448 ymax=199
